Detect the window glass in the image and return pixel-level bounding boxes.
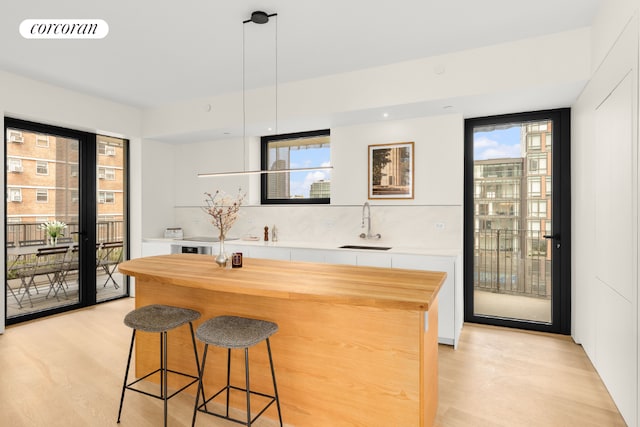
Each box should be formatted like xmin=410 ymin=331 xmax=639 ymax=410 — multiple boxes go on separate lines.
xmin=98 ymin=141 xmax=116 ymax=156
xmin=36 ymin=189 xmax=48 ymax=202
xmin=528 ymin=177 xmax=541 ymax=196
xmin=36 ymin=134 xmax=49 ymax=147
xmin=528 ymin=134 xmax=541 ymax=150
xmin=36 ymin=161 xmax=49 ymax=175
xmin=7 ymin=188 xmax=22 ymax=202
xmin=7 ymin=158 xmax=22 ymax=172
xmin=261 ymin=129 xmax=331 ymax=204
xmin=98 ymin=167 xmax=115 ymax=180
xmin=8 ymin=130 xmax=23 ymax=143
xmin=98 ymin=191 xmax=115 ymax=204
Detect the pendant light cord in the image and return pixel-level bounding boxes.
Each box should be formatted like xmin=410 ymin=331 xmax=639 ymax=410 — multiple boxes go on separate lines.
xmin=242 ymin=12 xmax=278 ymax=172
xmin=242 ymin=19 xmax=247 ymax=171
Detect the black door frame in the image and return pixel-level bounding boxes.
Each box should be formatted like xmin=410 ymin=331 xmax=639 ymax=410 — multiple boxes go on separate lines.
xmin=464 ymin=109 xmax=571 ymax=334
xmin=4 ymin=117 xmax=129 ymax=325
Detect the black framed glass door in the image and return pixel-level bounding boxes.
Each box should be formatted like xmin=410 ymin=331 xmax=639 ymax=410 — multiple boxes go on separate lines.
xmin=464 ymin=109 xmax=571 ymax=334
xmin=5 ymin=117 xmax=129 ymax=324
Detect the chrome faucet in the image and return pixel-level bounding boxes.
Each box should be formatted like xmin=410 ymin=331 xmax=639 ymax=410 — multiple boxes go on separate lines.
xmin=360 ymin=202 xmax=381 ymax=239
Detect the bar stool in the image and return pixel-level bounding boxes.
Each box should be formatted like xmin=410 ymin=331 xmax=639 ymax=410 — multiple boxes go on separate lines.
xmin=117 ymin=304 xmax=202 ymax=426
xmin=192 ymin=315 xmax=283 ymax=427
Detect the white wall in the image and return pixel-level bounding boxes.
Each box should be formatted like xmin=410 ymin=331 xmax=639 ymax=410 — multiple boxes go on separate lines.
xmin=160 ymin=115 xmax=463 ymax=251
xmin=0 ymin=70 xmax=143 ymax=332
xmin=143 ymin=28 xmax=590 ymax=257
xmin=572 ymin=4 xmax=639 ymax=426
xmin=141 ymin=139 xmax=179 ymax=238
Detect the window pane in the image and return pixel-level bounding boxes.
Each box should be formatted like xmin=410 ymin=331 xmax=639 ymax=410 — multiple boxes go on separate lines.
xmin=36 ymin=134 xmax=49 ymax=147
xmin=36 ymin=189 xmax=48 ymax=202
xmin=262 ymin=130 xmax=331 ymax=203
xmin=5 ymin=126 xmax=81 ymax=318
xmin=528 ymin=134 xmax=541 ymax=150
xmin=472 ymin=118 xmax=554 ymax=324
xmin=36 ymin=161 xmax=49 ymax=175
xmin=528 ymin=177 xmax=541 ymax=196
xmin=96 ymin=135 xmax=127 ymax=302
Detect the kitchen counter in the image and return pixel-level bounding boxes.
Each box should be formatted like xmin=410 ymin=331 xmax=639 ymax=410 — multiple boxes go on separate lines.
xmin=144 ymin=236 xmax=460 ymax=257
xmin=119 ymin=254 xmax=445 ymax=426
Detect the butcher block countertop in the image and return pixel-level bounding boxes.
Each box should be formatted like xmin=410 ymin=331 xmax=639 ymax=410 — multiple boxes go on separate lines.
xmin=118 ymin=253 xmax=445 ymax=311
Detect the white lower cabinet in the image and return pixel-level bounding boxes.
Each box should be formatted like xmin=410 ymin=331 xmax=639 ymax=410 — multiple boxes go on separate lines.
xmin=392 ymin=254 xmax=461 ymax=348
xmin=290 ymin=248 xmax=328 ymax=263
xmin=324 ymin=250 xmax=357 ymax=265
xmin=355 ymin=251 xmax=392 ymax=267
xmin=290 ymin=248 xmax=358 ymax=265
xmin=141 ymin=241 xmax=173 ymax=257
xmin=249 ymin=246 xmax=291 ymax=261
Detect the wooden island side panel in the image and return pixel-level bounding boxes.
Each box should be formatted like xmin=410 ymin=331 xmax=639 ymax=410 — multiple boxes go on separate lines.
xmin=120 ymin=254 xmax=444 ymax=427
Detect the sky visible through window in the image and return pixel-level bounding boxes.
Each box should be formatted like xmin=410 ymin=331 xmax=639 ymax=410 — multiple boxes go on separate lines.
xmin=474 ymin=125 xmax=522 ymax=160
xmin=288 ymin=146 xmax=331 ymax=198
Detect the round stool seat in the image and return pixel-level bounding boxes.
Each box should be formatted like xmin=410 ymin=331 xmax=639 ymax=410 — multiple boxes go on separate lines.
xmin=196 ymin=315 xmax=278 ymax=348
xmin=124 ymin=304 xmax=200 ymax=333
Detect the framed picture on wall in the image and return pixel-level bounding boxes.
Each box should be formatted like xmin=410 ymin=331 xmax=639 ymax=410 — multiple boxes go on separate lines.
xmin=368 ymin=142 xmax=414 ymax=199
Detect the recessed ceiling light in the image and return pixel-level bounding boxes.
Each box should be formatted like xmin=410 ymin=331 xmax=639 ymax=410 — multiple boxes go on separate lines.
xmin=383 ymin=113 xmax=389 ymax=118
xmin=443 ymin=105 xmax=453 ymax=109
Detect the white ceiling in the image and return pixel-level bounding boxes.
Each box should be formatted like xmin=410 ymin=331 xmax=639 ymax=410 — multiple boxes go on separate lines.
xmin=1 ymin=0 xmax=601 ymax=113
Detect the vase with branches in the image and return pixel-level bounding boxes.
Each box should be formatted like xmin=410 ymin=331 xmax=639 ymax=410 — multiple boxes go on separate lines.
xmin=202 ymin=188 xmax=245 ymax=266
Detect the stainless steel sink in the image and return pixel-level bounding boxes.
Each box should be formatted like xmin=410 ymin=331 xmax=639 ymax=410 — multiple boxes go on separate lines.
xmin=339 ymin=245 xmax=391 ymax=251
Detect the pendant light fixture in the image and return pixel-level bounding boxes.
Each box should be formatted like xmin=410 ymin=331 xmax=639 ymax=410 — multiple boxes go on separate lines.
xmin=198 ymin=10 xmax=333 ymax=178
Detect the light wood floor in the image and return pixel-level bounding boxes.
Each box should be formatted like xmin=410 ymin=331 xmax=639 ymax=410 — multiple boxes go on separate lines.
xmin=435 ymin=324 xmax=627 ymax=427
xmin=0 ymin=298 xmax=627 ymax=427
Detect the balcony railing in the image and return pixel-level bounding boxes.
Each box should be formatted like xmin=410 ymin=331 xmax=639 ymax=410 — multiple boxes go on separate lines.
xmin=6 ymin=220 xmax=124 ymax=247
xmin=474 ymin=228 xmax=551 ymax=298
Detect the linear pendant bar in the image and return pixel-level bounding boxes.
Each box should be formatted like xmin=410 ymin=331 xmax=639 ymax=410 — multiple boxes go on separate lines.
xmin=197 ymin=165 xmax=333 ymax=178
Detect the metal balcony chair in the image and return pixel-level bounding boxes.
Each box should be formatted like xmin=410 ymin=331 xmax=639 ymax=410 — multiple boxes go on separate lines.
xmin=96 ymin=241 xmax=123 ymax=289
xmin=16 ymin=246 xmax=68 ymax=307
xmin=6 ymin=254 xmax=26 ymax=308
xmin=51 ymin=245 xmax=78 ymax=297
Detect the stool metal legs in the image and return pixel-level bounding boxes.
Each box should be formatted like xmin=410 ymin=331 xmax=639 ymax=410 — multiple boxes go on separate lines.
xmin=117 ymin=322 xmax=202 ymax=426
xmin=266 ymin=338 xmax=283 ymax=426
xmin=192 ymin=338 xmax=283 ymax=426
xmin=161 ymin=330 xmax=168 ymax=426
xmin=191 ymin=344 xmax=209 ymax=427
xmin=117 ymin=329 xmax=136 ymax=423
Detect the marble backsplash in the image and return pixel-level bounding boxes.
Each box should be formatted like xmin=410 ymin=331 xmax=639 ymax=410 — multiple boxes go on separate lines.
xmin=173 ymin=204 xmax=462 ymax=251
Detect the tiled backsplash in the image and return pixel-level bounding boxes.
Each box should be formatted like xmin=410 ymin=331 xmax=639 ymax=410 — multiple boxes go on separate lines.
xmin=175 ymin=204 xmax=462 ymax=250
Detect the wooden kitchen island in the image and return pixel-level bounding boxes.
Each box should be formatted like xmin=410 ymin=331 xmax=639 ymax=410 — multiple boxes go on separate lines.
xmin=118 ymin=254 xmax=445 ymax=426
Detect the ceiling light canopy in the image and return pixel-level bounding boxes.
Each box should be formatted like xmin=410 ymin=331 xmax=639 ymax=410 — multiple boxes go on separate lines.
xmin=247 ymin=11 xmax=271 ymax=24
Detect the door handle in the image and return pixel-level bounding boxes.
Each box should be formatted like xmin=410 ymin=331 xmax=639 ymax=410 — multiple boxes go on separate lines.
xmin=71 ymin=231 xmax=88 ymax=242
xmin=543 ymin=234 xmax=560 ymax=249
